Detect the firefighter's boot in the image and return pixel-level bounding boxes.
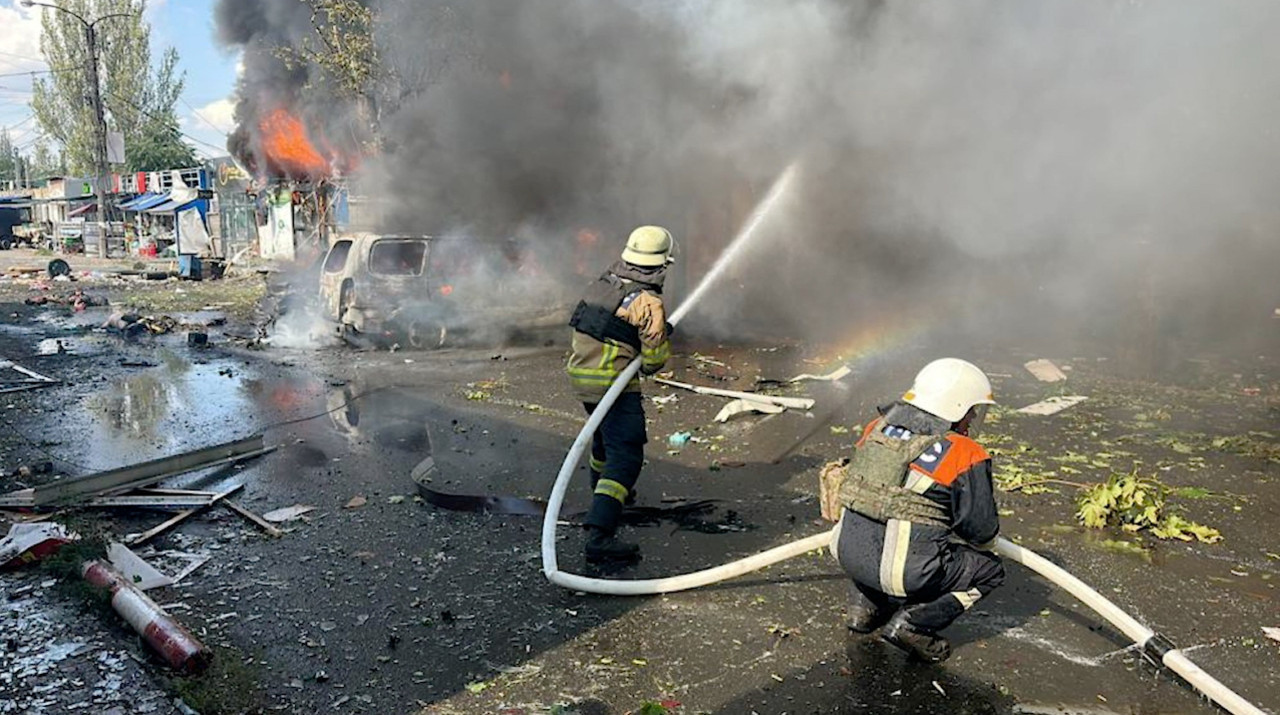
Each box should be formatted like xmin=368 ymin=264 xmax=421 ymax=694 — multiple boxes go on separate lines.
xmin=881 ymin=612 xmax=951 ymax=663
xmin=847 ymin=589 xmax=894 ymax=634
xmin=585 ymin=527 xmax=641 ymax=563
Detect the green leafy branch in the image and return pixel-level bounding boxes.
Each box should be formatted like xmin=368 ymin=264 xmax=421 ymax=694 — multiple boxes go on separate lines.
xmin=1076 ymin=470 xmax=1221 ymax=543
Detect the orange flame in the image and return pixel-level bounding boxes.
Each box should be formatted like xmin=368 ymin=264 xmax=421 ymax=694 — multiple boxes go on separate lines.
xmin=259 ymin=108 xmax=329 ymax=178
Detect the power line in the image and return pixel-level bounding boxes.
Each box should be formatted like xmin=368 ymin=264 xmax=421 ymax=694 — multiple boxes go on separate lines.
xmin=179 ymin=96 xmax=229 ymax=138
xmin=106 ymin=89 xmax=227 ymax=154
xmin=0 ymin=50 xmax=48 ymax=65
xmin=0 ymin=67 xmax=81 ymax=79
xmin=17 ymin=132 xmax=50 ymax=151
xmin=5 ymin=114 xmax=37 ymax=131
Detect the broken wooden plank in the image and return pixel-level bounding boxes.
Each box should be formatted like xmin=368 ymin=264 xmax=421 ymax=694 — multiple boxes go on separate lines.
xmin=31 ymin=437 xmax=270 ymax=506
xmin=221 ymin=500 xmax=284 ymax=538
xmin=124 ymin=485 xmax=243 ymax=546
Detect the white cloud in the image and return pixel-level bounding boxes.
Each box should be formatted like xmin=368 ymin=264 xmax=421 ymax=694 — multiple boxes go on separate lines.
xmin=192 ymin=97 xmax=236 ymax=134
xmin=0 ymin=5 xmax=46 ymax=75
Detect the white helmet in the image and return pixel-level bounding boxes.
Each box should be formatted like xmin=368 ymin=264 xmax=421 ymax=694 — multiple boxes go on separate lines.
xmin=902 ymin=358 xmax=996 ymax=423
xmin=621 ymin=225 xmax=674 ymax=267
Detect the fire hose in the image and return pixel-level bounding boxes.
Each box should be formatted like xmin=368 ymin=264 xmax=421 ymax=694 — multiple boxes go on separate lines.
xmin=540 ymin=319 xmax=1265 ymax=715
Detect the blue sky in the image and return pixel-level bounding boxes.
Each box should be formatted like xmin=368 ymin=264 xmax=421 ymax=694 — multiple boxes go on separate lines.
xmin=0 ymin=0 xmax=238 ymax=160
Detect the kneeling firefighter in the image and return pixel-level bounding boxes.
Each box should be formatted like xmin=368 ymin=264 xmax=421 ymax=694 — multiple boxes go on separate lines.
xmin=565 ymin=226 xmax=674 ymax=563
xmin=822 ymin=358 xmax=1004 ymax=662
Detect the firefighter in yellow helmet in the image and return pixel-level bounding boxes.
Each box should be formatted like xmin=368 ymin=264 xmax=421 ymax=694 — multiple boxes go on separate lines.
xmin=830 ymin=358 xmax=1003 ymax=662
xmin=565 ymin=226 xmax=674 ymax=562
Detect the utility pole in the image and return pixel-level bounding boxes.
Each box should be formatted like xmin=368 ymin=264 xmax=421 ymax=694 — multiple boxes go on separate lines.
xmin=83 ymin=20 xmax=110 ymax=254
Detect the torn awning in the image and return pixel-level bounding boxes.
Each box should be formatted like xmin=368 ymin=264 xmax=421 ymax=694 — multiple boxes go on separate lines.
xmin=143 ymin=198 xmax=198 ymax=214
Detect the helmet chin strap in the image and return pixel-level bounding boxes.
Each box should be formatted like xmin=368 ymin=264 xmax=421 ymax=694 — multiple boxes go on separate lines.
xmin=953 ymin=404 xmax=989 ymax=439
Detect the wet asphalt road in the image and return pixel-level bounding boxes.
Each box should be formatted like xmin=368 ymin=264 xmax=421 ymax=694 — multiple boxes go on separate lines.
xmin=0 ymin=307 xmax=1277 ymax=714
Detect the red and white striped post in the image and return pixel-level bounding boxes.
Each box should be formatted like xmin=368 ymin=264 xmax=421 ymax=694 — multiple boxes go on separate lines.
xmin=81 ymin=560 xmax=210 ymax=673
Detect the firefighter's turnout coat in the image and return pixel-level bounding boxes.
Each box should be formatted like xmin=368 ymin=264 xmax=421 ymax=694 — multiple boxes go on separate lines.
xmin=566 ymin=262 xmax=671 ymax=401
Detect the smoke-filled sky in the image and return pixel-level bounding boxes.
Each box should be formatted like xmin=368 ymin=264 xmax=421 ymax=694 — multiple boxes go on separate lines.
xmin=215 ymin=0 xmax=1280 ymax=360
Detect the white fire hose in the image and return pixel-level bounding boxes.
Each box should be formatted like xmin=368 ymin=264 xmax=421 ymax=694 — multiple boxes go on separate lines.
xmin=540 ymin=329 xmax=1266 ymax=715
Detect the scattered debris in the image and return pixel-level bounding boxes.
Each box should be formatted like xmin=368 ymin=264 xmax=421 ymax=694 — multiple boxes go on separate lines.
xmin=419 ymin=487 xmax=547 ymax=516
xmin=788 ymin=365 xmax=852 ymax=383
xmin=0 ymin=522 xmax=77 ymax=569
xmin=261 ymin=504 xmax=317 ymax=523
xmin=345 ymin=495 xmax=368 ymax=509
xmin=691 ymin=353 xmax=729 ymax=370
xmin=654 ymin=377 xmax=815 ymax=410
xmin=714 ymin=398 xmax=786 ymax=423
xmin=0 ymin=356 xmax=59 ymax=395
xmin=222 ymin=500 xmax=285 ymax=537
xmin=1024 ymin=359 xmax=1069 ymax=383
xmin=106 ymin=542 xmax=174 ymax=591
xmin=3 ymin=461 xmax=53 ymax=479
xmin=650 ymin=394 xmax=679 ymax=406
xmin=1016 ymin=395 xmax=1089 ymax=416
xmin=81 ymin=560 xmax=210 ymax=673
xmin=2 ymin=434 xmax=271 ymax=507
xmin=1263 ymin=627 xmax=1280 ymax=644
xmin=124 ymin=485 xmax=244 ymax=546
xmin=668 ymin=431 xmax=693 ymax=448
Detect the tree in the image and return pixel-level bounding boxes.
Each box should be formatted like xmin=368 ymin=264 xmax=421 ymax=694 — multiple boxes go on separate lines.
xmin=30 ymin=0 xmax=194 ymax=175
xmin=29 ymin=139 xmax=67 ymax=182
xmin=275 ymin=0 xmax=479 ymax=142
xmin=0 ymin=131 xmax=15 ymax=188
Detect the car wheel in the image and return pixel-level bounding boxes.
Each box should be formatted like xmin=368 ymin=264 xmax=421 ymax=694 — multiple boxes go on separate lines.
xmin=338 ymin=282 xmax=354 ymax=322
xmin=47 ymin=259 xmax=71 ymax=278
xmin=405 ymin=320 xmax=447 ymax=349
xmin=0 ymin=236 xmax=13 ymax=250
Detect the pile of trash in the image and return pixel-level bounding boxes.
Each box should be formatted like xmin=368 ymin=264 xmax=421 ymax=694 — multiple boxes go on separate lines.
xmin=24 ymin=290 xmax=110 ymax=312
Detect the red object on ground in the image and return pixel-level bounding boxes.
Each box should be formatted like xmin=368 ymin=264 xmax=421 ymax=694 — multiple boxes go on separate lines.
xmin=81 ymin=560 xmax=210 ymax=673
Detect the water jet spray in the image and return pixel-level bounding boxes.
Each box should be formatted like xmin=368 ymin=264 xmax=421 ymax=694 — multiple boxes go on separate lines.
xmin=539 ymin=162 xmax=1264 ymax=714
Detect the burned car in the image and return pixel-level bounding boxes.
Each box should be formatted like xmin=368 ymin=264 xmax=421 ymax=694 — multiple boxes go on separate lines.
xmin=318 ymin=232 xmax=570 ymax=348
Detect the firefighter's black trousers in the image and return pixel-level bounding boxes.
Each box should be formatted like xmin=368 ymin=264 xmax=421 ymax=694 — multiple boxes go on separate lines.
xmin=840 ymin=535 xmax=1005 ymax=633
xmin=582 ymin=391 xmax=647 ymax=534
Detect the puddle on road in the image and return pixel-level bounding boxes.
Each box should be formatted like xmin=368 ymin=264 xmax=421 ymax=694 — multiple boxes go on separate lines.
xmin=82 ymin=350 xmax=263 ymax=468
xmin=36 ymin=337 xmax=75 ymax=355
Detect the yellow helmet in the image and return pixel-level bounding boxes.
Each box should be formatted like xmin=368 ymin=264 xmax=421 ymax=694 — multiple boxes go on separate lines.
xmin=903 ymin=358 xmax=996 ymax=423
xmin=621 ymin=225 xmax=674 ymax=267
